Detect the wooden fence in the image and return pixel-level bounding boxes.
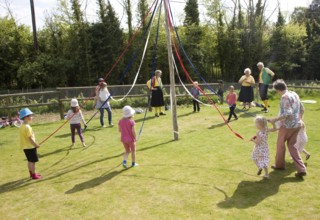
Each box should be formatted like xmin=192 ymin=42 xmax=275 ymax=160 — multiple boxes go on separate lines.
xmin=1 ymin=83 xmax=319 ymax=119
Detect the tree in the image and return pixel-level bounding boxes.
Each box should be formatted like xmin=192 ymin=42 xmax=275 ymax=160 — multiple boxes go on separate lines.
xmin=89 ymin=0 xmax=124 ymax=84
xmin=137 ymin=0 xmax=148 ymax=28
xmin=123 ymin=0 xmax=133 ymax=39
xmin=184 ymin=0 xmax=200 ymax=26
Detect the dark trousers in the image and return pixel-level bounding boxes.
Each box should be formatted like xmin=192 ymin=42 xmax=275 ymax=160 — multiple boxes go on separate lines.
xmin=228 ymin=105 xmax=237 ymax=121
xmin=71 ymin=123 xmax=84 ymax=143
xmin=193 ymin=99 xmax=200 ymax=112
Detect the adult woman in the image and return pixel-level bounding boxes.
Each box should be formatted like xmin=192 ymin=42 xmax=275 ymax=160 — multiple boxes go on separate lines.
xmin=147 ymin=70 xmax=166 ymax=117
xmin=238 ymin=68 xmax=255 ymax=109
xmin=269 ymin=79 xmax=306 ymax=177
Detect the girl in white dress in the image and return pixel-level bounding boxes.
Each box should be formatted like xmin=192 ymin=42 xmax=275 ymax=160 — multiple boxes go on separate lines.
xmin=294 ymin=122 xmax=311 ymax=160
xmin=251 ymin=116 xmax=276 ymax=178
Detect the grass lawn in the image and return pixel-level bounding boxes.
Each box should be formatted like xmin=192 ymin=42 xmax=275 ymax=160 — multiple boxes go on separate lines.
xmin=0 ymin=92 xmax=319 ymax=219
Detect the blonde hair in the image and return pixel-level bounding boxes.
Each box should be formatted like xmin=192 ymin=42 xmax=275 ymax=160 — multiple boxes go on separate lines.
xmin=255 ymin=116 xmax=268 ymax=130
xmin=193 ymin=81 xmax=198 ymax=86
xmin=229 ymin=85 xmax=234 ymax=90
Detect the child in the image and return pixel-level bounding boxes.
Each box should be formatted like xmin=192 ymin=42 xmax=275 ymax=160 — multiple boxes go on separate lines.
xmin=295 ymin=122 xmax=311 ymax=160
xmin=19 ymin=108 xmax=41 ymax=179
xmin=190 ymin=81 xmax=200 ymax=112
xmin=251 ymin=116 xmax=276 ymax=178
xmin=66 ymin=99 xmax=87 ymax=147
xmin=226 ymin=86 xmax=238 ymax=122
xmin=98 ymin=82 xmax=113 ymax=127
xmin=118 ymin=105 xmax=137 ymax=168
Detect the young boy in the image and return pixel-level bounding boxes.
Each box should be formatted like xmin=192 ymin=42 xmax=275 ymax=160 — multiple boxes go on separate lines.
xmin=19 ymin=108 xmax=41 ymax=179
xmin=190 ymin=81 xmax=201 ymax=112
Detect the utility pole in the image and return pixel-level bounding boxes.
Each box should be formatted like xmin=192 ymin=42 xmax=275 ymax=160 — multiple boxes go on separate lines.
xmin=164 ymin=0 xmax=179 ymax=140
xmin=30 ymin=0 xmax=39 ymax=52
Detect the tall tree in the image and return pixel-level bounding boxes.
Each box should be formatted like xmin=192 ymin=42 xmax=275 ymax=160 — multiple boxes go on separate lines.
xmin=137 ymin=0 xmax=148 ymax=28
xmin=184 ymin=0 xmax=200 ymax=26
xmin=123 ymin=0 xmax=133 ymax=39
xmin=183 ymin=0 xmax=203 ymax=79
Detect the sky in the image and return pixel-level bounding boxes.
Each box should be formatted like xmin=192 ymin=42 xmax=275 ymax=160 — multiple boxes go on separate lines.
xmin=0 ymin=0 xmax=313 ymax=29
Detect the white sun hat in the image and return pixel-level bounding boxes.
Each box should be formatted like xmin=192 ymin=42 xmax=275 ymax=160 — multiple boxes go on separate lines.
xmin=123 ymin=105 xmax=135 ymax=118
xmin=71 ymin=98 xmax=79 ymax=107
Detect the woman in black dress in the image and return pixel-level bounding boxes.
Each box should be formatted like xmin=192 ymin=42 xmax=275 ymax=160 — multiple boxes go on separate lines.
xmin=147 ymin=70 xmax=166 ymax=117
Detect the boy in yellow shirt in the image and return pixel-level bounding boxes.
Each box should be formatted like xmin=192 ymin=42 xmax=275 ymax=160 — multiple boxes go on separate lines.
xmin=19 ymin=108 xmax=41 ymax=179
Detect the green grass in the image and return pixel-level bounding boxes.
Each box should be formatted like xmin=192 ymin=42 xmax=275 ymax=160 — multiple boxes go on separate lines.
xmin=0 ymin=93 xmax=320 ymax=219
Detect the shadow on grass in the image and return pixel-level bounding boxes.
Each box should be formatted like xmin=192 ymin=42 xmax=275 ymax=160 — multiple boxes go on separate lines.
xmin=178 ymin=111 xmax=196 ymax=118
xmin=0 ymin=140 xmax=171 ymax=194
xmin=208 ymin=122 xmax=226 ymax=129
xmin=217 ymin=163 xmax=304 ymax=209
xmin=65 ymin=164 xmax=125 ymax=194
xmin=135 ymin=116 xmax=156 ymax=123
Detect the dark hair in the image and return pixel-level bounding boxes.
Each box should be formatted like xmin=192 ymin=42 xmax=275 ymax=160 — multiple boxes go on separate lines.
xmin=273 ymin=79 xmax=287 ymax=91
xmin=72 ymin=106 xmax=79 ymax=113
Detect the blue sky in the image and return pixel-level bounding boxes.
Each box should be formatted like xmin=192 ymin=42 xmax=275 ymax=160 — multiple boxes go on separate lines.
xmin=0 ymin=0 xmax=312 ymax=29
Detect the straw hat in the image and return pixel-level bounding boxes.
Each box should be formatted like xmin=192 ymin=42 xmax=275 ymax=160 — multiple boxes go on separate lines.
xmin=122 ymin=106 xmax=135 ymax=118
xmin=71 ymin=99 xmax=79 ymax=107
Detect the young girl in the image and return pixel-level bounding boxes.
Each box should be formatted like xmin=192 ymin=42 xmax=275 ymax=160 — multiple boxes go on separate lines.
xmin=66 ymin=99 xmax=87 ymax=147
xmin=98 ymin=82 xmax=113 ymax=127
xmin=118 ymin=105 xmax=137 ymax=168
xmin=226 ymin=86 xmax=238 ymax=123
xmin=294 ymin=122 xmax=311 ymax=160
xmin=251 ymin=116 xmax=276 ymax=178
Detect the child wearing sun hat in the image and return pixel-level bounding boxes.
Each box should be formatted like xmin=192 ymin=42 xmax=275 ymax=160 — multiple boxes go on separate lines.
xmin=118 ymin=105 xmax=137 ymax=168
xmin=66 ymin=98 xmax=87 ymax=147
xmin=19 ymin=108 xmax=42 ymax=179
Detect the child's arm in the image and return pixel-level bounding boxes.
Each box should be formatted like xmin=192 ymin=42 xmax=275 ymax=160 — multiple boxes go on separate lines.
xmin=268 ymin=122 xmax=278 ymax=132
xmin=29 ymin=136 xmax=40 ymax=148
xmin=79 ymin=110 xmax=87 ymax=127
xmin=251 ymin=132 xmax=262 ymax=144
xmin=132 ymin=125 xmax=137 ymax=140
xmin=118 ymin=124 xmax=121 ymax=132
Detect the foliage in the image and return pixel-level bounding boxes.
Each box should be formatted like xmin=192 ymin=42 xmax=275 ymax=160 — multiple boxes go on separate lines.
xmin=1 ymin=0 xmax=320 ymax=90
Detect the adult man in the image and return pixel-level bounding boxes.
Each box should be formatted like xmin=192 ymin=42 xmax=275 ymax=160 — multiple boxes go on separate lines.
xmin=257 ymin=62 xmax=275 ymax=113
xmin=269 ymin=79 xmax=307 ymax=177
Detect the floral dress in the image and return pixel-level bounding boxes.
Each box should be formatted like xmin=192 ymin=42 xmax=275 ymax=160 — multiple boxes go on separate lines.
xmin=252 ymin=131 xmax=270 ymax=169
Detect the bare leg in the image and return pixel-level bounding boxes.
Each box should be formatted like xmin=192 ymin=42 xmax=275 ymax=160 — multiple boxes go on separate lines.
xmin=28 ymin=162 xmax=35 ymax=174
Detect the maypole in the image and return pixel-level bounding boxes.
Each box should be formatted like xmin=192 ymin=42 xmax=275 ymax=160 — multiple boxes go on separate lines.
xmin=164 ymin=0 xmax=179 ymax=140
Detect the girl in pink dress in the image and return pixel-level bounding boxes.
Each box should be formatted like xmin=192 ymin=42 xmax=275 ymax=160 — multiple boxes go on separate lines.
xmin=251 ymin=116 xmax=276 ymax=178
xmin=118 ymin=106 xmax=137 ymax=168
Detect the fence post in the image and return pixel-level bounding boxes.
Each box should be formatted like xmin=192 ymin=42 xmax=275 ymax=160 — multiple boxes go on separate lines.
xmin=57 ymin=88 xmax=64 ymax=120
xmin=255 ymin=83 xmax=260 ymax=103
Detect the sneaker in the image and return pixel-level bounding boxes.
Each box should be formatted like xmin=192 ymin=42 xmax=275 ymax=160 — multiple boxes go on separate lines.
xmin=261 ymin=108 xmax=267 ymax=111
xmin=82 ymin=142 xmax=87 ymax=147
xmin=295 ymin=172 xmax=307 ymax=177
xmin=109 ymin=123 xmax=114 ymax=127
xmin=160 ymin=112 xmax=166 ymax=116
xmin=264 ymin=109 xmax=269 ymax=113
xmin=155 ymin=114 xmax=159 ymax=117
xmin=271 ymin=165 xmax=285 ymax=170
xmin=306 ymin=154 xmax=311 ymax=160
xmin=235 ymin=117 xmax=238 ymax=120
xmin=122 ymin=161 xmax=127 ymax=169
xmin=132 ymin=163 xmax=139 ymax=167
xmin=257 ymin=168 xmax=262 ymax=175
xmin=102 ymin=125 xmax=107 ymax=128
xmin=32 ymin=174 xmax=42 ymax=180
xmin=263 ymin=174 xmax=269 ymax=179
xmin=226 ymin=120 xmax=230 ymax=123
